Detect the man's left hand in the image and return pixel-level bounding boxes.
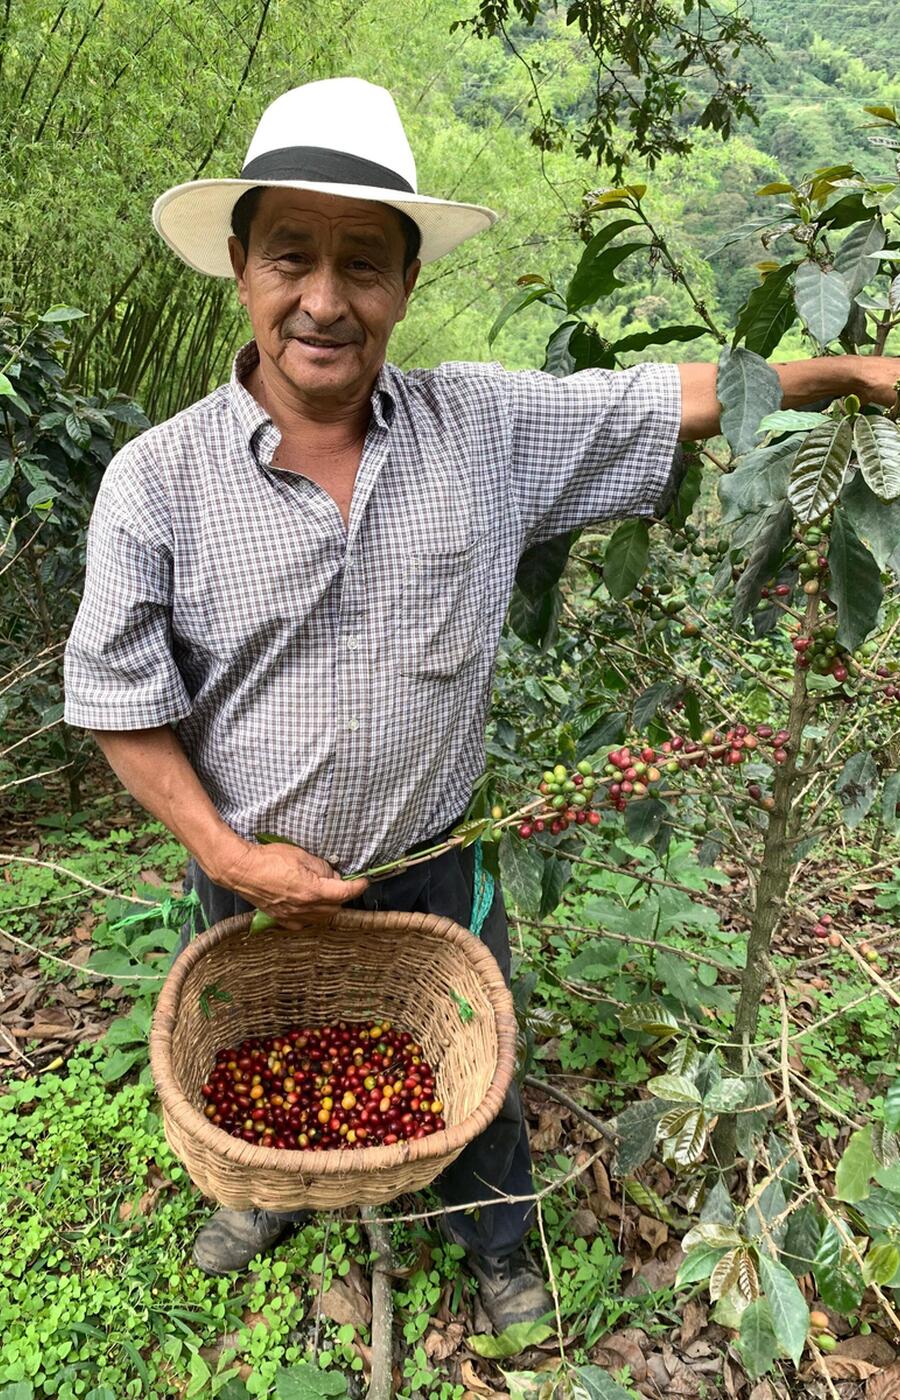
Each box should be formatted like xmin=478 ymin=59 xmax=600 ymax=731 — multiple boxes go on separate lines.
xmin=856 ymin=355 xmax=900 ymax=410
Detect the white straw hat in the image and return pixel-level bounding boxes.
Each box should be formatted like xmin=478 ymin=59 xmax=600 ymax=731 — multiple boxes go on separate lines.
xmin=153 ymin=77 xmax=499 ymax=275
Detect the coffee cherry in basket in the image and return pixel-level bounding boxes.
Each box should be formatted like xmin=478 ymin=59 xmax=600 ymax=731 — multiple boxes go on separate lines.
xmin=199 ymin=1019 xmax=447 ymax=1152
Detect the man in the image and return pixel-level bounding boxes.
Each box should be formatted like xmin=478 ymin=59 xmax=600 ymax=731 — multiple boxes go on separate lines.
xmin=64 ymin=77 xmax=899 ymax=1327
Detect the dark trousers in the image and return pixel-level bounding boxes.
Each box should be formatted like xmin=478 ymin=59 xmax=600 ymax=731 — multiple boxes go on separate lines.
xmin=176 ymin=840 xmax=534 ymax=1259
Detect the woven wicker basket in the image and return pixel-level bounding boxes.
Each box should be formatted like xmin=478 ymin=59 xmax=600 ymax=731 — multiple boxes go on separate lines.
xmin=150 ymin=909 xmax=517 ymax=1210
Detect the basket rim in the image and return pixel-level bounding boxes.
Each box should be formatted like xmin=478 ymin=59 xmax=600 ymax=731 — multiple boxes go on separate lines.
xmin=150 ymin=908 xmax=518 ymax=1176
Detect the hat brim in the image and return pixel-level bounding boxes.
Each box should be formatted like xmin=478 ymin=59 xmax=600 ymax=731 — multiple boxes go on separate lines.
xmin=152 ymin=179 xmax=499 ymax=275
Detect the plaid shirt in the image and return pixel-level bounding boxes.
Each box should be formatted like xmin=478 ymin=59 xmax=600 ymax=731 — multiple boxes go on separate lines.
xmin=64 ymin=342 xmax=681 ymax=871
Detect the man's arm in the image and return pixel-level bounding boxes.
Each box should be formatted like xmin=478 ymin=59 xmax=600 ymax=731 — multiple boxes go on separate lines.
xmin=677 ymin=354 xmax=900 ymax=441
xmin=92 ymin=727 xmax=367 ymax=926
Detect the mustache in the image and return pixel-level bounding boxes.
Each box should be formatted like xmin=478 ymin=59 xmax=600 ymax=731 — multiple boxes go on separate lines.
xmin=281 ymin=318 xmax=361 ymax=346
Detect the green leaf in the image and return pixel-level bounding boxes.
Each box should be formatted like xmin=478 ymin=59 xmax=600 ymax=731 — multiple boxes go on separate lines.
xmin=882 ymin=773 xmax=900 ymax=835
xmin=542 ymin=321 xmax=577 ymax=377
xmin=682 ymin=1222 xmax=744 ymax=1252
xmin=576 ymin=710 xmax=626 ymax=760
xmin=274 ymin=1365 xmax=350 ymax=1398
xmin=571 ymin=1364 xmax=635 ymax=1400
xmin=731 ymin=502 xmax=793 ymax=626
xmin=835 ymin=1126 xmax=877 ymax=1201
xmin=813 ymin=1221 xmax=864 ymax=1313
xmin=499 ymin=836 xmax=543 ymax=917
xmin=717 ymin=346 xmax=783 ymax=457
xmin=864 ymin=1242 xmax=900 ymax=1286
xmin=39 ymin=304 xmax=87 ymax=323
xmin=611 ymin=324 xmax=708 ymax=355
xmin=700 ymin=1179 xmax=736 ymax=1225
xmin=853 ymin=415 xmax=900 ymax=501
xmin=834 ymin=218 xmax=887 ymax=298
xmin=0 ymin=372 xmax=14 ymax=396
xmin=566 ymin=223 xmax=644 ymax=310
xmin=633 ymin=681 xmax=674 ymax=732
xmin=736 ymin=1299 xmax=780 ymax=1379
xmin=676 ymin=1244 xmax=730 ymax=1287
xmin=787 ymin=419 xmax=854 ymax=523
xmin=488 ymin=285 xmax=553 ymax=348
xmin=452 ymin=817 xmax=489 ymax=849
xmin=794 ymin=262 xmax=852 ymax=347
xmin=603 ymin=518 xmax=650 ymax=599
xmin=515 ymin=532 xmax=574 ymax=602
xmin=539 ymin=855 xmax=570 ymax=919
xmin=757 ymin=1253 xmax=808 ymax=1366
xmin=781 ymin=1204 xmax=822 ymax=1278
xmin=834 ymin=752 xmax=879 ymax=832
xmin=758 ymin=410 xmax=831 ymax=435
xmin=704 ymin=1078 xmax=749 ymax=1113
xmin=718 ymin=437 xmax=799 ymax=524
xmin=829 ymin=507 xmax=883 ymax=651
xmin=507 ymin=584 xmax=561 ymax=649
xmin=618 ymin=1003 xmax=679 ymax=1039
xmin=0 ymin=1387 xmax=36 ymax=1400
xmin=250 ymin=910 xmax=277 ymax=934
xmin=468 ymin=1322 xmax=553 ymax=1358
xmin=648 ymin=1073 xmax=702 ymax=1105
xmin=884 ymin=1080 xmax=900 ymax=1133
xmin=65 ymin=412 xmax=92 ymax=450
xmin=709 ymin=1247 xmax=742 ymax=1301
xmin=84 ymin=1390 xmax=118 ymax=1400
xmin=100 ymin=1046 xmax=146 ymax=1083
xmin=668 ymin=1108 xmax=707 ymax=1165
xmin=568 ymin=323 xmax=616 ymax=370
xmin=623 ymin=797 xmax=666 ymax=847
xmin=733 ymin=263 xmax=798 ymax=358
xmin=610 ymin=1098 xmax=668 ymax=1174
xmin=841 ymin=473 xmax=900 ymax=571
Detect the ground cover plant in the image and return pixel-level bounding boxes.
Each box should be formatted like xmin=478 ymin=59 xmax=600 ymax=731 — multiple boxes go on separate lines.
xmin=3 ymin=6 xmax=900 ymax=1397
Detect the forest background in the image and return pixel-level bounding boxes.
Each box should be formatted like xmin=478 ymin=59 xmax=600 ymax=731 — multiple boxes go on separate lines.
xmin=2 ymin=2 xmax=900 ymax=1399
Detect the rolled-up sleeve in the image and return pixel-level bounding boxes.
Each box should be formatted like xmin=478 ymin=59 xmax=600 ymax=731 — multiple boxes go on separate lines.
xmin=63 ymin=456 xmax=191 ymax=731
xmin=505 ymin=361 xmax=683 ymax=543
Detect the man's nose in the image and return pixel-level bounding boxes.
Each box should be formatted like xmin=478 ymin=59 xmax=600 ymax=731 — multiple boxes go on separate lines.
xmin=299 ymin=262 xmax=350 ymax=326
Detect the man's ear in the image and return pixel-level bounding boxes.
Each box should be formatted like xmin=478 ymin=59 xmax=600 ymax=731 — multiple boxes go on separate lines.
xmin=228 ymin=235 xmax=249 ymax=307
xmin=397 ymin=258 xmax=421 ymax=322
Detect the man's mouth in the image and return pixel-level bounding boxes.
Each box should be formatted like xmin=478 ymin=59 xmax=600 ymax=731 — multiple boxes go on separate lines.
xmin=295 ymin=336 xmax=350 ymax=349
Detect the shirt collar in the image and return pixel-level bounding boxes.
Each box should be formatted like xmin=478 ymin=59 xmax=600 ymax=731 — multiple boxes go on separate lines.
xmin=228 ymin=340 xmax=396 ymax=461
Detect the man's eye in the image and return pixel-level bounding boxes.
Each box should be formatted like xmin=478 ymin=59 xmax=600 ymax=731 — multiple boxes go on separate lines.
xmin=349 ymin=259 xmax=376 ymax=271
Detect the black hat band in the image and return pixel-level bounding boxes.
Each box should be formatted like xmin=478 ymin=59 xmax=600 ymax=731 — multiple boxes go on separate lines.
xmin=240 ymin=146 xmax=414 ymax=194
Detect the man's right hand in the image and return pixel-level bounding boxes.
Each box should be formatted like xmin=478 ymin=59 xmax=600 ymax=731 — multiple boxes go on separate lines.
xmin=87 ymin=727 xmax=369 ymax=929
xmin=223 ymin=840 xmax=369 ymax=929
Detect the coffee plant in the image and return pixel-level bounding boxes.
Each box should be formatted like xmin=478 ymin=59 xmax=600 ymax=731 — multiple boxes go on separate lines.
xmin=474 ymin=106 xmax=900 ymax=1378
xmin=0 ymin=310 xmax=149 ymax=810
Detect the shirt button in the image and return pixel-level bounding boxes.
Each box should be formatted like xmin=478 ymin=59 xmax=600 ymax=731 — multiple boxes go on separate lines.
xmin=347 ymin=718 xmax=360 ymax=732
xmin=346 ymin=634 xmax=359 ymax=650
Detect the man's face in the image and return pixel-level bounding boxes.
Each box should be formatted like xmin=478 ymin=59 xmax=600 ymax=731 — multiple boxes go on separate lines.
xmin=228 ymin=188 xmax=420 ymax=409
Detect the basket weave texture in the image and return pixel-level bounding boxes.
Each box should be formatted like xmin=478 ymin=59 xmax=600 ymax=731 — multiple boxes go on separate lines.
xmin=150 ymin=909 xmax=517 ymax=1210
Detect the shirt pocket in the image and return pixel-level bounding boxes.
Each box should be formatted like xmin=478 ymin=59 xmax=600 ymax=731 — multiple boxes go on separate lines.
xmin=398 ymin=534 xmax=485 ymax=680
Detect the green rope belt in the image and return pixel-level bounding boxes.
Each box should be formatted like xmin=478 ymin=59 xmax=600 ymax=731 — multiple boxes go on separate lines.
xmin=469 ymin=838 xmax=495 ymax=938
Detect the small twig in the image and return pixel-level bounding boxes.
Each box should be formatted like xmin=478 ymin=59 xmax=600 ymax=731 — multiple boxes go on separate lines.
xmin=360 ymin=1207 xmax=394 ymax=1400
xmin=524 ymin=1073 xmax=617 ymax=1144
xmin=311 ymin=1215 xmax=333 ymax=1360
xmin=0 ymin=923 xmax=166 ymax=982
xmin=535 ymin=1196 xmax=565 ymax=1362
xmin=0 ymin=1023 xmax=34 ymax=1067
xmin=513 ymin=914 xmax=732 ymax=973
xmin=0 ymin=717 xmax=62 ymax=758
xmin=834 ymin=932 xmax=900 ymax=1007
xmin=0 ymin=853 xmax=156 ymax=905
